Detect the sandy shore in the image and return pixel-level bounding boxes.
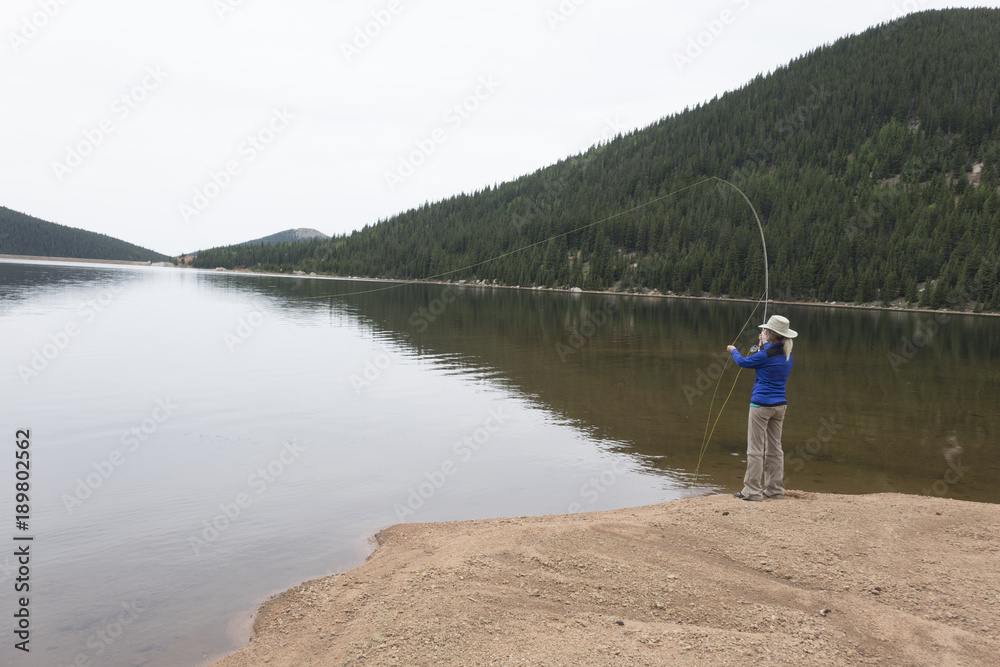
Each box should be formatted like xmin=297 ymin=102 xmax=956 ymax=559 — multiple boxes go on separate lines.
xmin=213 ymin=491 xmax=998 ymax=666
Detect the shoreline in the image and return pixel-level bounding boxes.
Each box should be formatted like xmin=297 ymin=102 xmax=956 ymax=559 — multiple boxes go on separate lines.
xmin=6 ymin=255 xmax=994 ymax=317
xmin=212 ymin=491 xmax=1000 ymax=666
xmin=192 ymin=264 xmax=1000 ymax=319
xmin=0 ymin=253 xmax=157 ymax=266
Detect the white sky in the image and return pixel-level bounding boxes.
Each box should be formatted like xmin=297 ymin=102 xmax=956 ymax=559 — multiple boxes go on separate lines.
xmin=0 ymin=0 xmax=993 ymax=256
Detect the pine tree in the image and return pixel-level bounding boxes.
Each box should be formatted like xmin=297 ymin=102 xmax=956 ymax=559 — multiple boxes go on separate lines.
xmin=919 ymin=282 xmax=932 ymax=307
xmin=930 ymin=278 xmax=947 ymax=309
xmin=905 ymin=277 xmax=918 ymax=304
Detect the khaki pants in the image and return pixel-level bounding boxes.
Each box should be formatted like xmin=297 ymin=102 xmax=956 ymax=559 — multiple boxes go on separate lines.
xmin=741 ymin=405 xmax=786 ymax=500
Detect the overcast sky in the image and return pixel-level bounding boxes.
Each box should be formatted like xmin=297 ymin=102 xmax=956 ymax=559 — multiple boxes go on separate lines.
xmin=0 ymin=0 xmax=992 ymax=256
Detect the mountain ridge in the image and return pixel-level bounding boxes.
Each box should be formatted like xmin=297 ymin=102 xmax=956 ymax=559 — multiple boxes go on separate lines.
xmin=0 ymin=206 xmax=170 ymax=263
xmin=240 ymin=228 xmax=330 ymax=246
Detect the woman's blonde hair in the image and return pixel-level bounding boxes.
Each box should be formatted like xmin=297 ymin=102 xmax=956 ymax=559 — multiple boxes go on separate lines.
xmin=767 ymin=330 xmax=793 ymax=361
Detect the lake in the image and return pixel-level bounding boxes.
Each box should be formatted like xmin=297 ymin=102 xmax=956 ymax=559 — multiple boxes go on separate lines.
xmin=1 ymin=259 xmax=998 ymax=666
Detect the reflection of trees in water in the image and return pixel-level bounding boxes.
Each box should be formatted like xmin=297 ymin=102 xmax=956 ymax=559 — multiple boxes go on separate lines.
xmin=0 ymin=261 xmax=134 ymax=312
xmin=230 ymin=273 xmax=1000 ymax=501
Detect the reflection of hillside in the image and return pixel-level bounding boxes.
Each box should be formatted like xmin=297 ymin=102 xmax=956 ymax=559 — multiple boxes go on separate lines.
xmin=234 ymin=274 xmax=1000 ymax=501
xmin=0 ymin=260 xmax=142 ymax=312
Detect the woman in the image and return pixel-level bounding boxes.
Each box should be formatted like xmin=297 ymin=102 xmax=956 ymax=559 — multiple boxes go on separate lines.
xmin=726 ymin=314 xmax=797 ymax=502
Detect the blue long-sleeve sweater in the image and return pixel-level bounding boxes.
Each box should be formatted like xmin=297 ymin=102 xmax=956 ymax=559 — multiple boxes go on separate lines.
xmin=730 ymin=341 xmax=792 ymax=406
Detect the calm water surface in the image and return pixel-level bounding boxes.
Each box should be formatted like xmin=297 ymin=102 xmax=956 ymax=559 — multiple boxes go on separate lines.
xmin=1 ymin=259 xmax=998 ymax=666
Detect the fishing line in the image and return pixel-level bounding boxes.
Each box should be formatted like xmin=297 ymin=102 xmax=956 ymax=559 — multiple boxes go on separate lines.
xmin=293 ymin=176 xmax=721 ymax=300
xmin=290 ymin=176 xmax=766 ymax=305
xmin=278 ymin=173 xmax=772 ymax=484
xmin=279 ymin=174 xmax=771 ymax=479
xmin=284 ymin=174 xmax=772 ymax=481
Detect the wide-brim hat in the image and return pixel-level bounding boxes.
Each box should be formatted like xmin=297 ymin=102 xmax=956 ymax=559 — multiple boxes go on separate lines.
xmin=759 ymin=315 xmax=797 ymax=338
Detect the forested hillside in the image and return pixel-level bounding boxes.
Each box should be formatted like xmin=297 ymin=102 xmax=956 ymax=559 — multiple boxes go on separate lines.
xmin=0 ymin=207 xmax=169 ymax=263
xmin=195 ymin=9 xmax=1000 ymax=311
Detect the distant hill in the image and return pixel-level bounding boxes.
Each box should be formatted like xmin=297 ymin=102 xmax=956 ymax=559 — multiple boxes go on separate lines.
xmin=241 ymin=228 xmax=329 ymax=246
xmin=0 ymin=207 xmax=169 ymax=263
xmin=194 ymin=9 xmax=1000 ymax=311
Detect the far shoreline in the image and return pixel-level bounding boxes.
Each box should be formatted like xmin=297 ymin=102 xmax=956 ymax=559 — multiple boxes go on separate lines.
xmin=0 ymin=253 xmax=157 ymax=266
xmin=192 ymin=262 xmax=1000 ymax=319
xmin=5 ymin=253 xmax=996 ymax=318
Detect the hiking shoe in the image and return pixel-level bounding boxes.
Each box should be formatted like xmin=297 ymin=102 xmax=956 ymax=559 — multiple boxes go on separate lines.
xmin=733 ymin=492 xmax=762 ymax=502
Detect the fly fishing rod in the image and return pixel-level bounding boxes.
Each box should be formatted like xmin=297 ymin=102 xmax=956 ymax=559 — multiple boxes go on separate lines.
xmin=693 ymin=177 xmax=771 ymax=483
